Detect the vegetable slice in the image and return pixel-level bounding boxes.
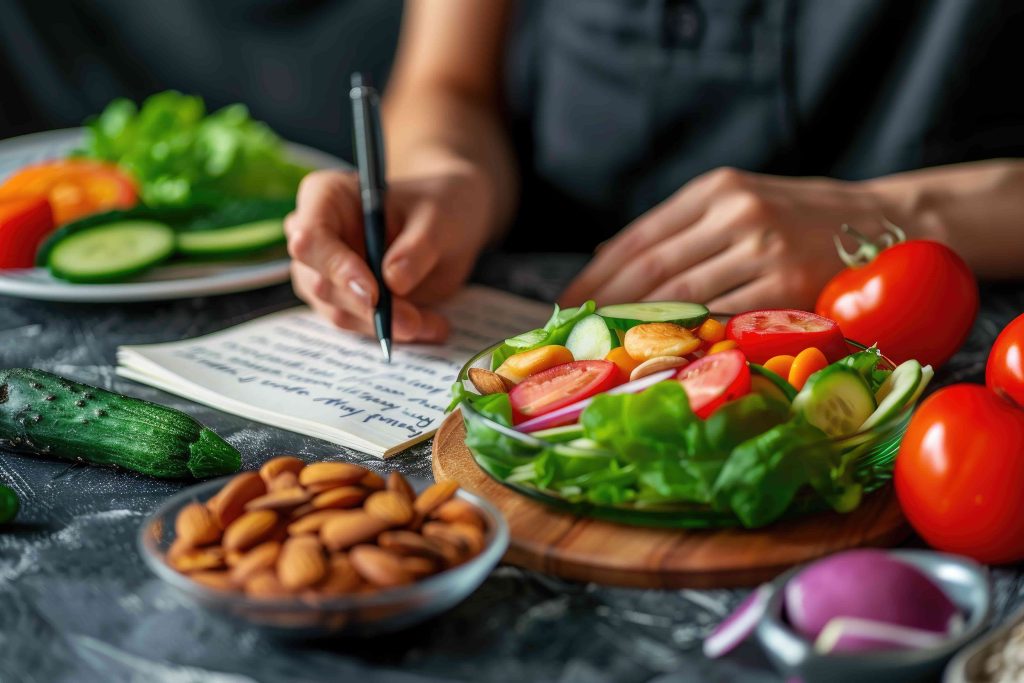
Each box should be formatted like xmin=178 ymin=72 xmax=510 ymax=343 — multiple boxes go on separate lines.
xmin=749 ymin=364 xmax=797 ymax=403
xmin=0 ymin=159 xmax=136 ymax=224
xmin=676 ymin=349 xmax=751 ymax=418
xmin=565 ymin=314 xmax=619 ymax=360
xmin=726 ymin=309 xmax=848 ymax=363
xmin=703 ymin=585 xmax=772 ymax=658
xmin=47 ymin=220 xmax=176 ymax=283
xmin=814 ymin=617 xmax=949 ymax=654
xmin=176 ymin=218 xmax=285 ymax=257
xmin=859 ymin=360 xmax=924 ymax=430
xmin=597 ymin=301 xmax=709 ymax=331
xmin=788 ymin=347 xmax=829 ymax=391
xmin=792 ymin=364 xmax=876 ymax=437
xmin=0 ymin=196 xmax=54 ymax=268
xmin=509 ymin=360 xmax=618 ymax=424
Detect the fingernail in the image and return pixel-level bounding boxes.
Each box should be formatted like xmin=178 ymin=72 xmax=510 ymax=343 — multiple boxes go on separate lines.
xmin=386 ymin=257 xmax=409 ymax=284
xmin=348 ymin=279 xmax=371 ymax=305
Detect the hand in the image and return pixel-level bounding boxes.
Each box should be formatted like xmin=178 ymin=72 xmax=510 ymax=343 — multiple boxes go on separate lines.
xmin=286 ymin=162 xmax=493 ymax=342
xmin=560 ymin=168 xmax=890 ymax=312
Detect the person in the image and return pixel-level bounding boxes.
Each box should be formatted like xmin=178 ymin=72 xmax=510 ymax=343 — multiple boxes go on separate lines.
xmin=286 ymin=0 xmax=1024 ymax=342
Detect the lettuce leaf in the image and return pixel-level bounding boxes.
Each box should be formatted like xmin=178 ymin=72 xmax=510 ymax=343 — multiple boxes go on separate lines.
xmin=490 ymin=301 xmax=596 ymax=370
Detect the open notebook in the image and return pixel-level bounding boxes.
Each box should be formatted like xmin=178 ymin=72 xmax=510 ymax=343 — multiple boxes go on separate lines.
xmin=117 ymin=286 xmax=550 ymax=458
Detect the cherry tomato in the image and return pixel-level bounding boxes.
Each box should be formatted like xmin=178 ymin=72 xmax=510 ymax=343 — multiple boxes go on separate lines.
xmin=725 ymin=309 xmax=847 ymax=364
xmin=509 ymin=360 xmax=618 ymax=423
xmin=0 ymin=196 xmax=54 ymax=268
xmin=0 ymin=160 xmax=137 ymax=225
xmin=895 ymin=384 xmax=1024 ymax=564
xmin=676 ymin=349 xmax=751 ymax=418
xmin=816 ymin=226 xmax=977 ymax=368
xmin=987 ymin=313 xmax=1024 ymax=408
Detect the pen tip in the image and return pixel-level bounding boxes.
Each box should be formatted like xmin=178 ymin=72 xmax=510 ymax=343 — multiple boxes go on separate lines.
xmin=380 ymin=338 xmax=392 ymax=364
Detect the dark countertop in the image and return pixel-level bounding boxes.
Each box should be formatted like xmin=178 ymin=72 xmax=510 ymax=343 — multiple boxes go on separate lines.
xmin=2 ymin=253 xmax=1023 ymax=683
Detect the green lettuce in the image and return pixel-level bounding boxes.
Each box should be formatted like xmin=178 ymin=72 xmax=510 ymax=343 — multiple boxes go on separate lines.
xmin=490 ymin=302 xmax=596 ymax=370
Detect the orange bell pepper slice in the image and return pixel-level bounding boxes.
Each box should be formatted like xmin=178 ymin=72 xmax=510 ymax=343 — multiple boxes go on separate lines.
xmin=763 ymin=354 xmax=796 ymax=379
xmin=788 ymin=347 xmax=829 ymax=390
xmin=605 ymin=347 xmax=641 ymax=382
xmin=0 ymin=160 xmax=137 ymax=225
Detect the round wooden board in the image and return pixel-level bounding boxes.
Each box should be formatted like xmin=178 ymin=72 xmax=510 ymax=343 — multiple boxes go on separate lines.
xmin=432 ymin=411 xmax=910 ymax=589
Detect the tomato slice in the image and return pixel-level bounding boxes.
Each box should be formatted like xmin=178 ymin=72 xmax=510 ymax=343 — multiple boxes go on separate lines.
xmin=676 ymin=349 xmax=751 ymax=418
xmin=0 ymin=196 xmax=55 ymax=268
xmin=509 ymin=360 xmax=618 ymax=424
xmin=725 ymin=309 xmax=848 ymax=364
xmin=0 ymin=160 xmax=137 ymax=225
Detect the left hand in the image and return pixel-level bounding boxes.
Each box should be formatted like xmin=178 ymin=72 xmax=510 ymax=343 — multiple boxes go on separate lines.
xmin=560 ymin=168 xmax=891 ymax=312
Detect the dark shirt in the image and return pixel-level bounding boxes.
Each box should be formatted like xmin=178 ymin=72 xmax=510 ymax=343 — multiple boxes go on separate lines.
xmin=2 ymin=0 xmax=1023 ymax=250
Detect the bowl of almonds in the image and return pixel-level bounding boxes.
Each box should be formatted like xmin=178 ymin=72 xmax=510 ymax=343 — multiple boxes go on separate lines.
xmin=138 ymin=457 xmax=509 ymax=637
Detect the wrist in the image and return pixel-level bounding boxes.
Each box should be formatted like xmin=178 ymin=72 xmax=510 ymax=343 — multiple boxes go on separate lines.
xmin=857 ymin=176 xmax=949 ymax=243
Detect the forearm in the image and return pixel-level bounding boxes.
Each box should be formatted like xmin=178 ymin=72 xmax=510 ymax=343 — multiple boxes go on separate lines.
xmin=864 ymin=159 xmax=1024 ymax=279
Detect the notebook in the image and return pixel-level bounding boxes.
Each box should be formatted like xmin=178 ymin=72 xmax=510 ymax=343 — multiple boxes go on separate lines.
xmin=116 ymin=286 xmax=550 ymax=458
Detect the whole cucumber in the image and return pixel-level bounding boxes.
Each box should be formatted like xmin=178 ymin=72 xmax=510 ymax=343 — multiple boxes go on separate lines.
xmin=0 ymin=369 xmax=240 ymax=479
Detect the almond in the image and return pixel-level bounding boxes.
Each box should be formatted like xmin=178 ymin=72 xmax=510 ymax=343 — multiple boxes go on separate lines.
xmin=189 ymin=570 xmax=234 ymax=591
xmin=364 ymin=490 xmax=414 ymax=526
xmin=400 ymin=555 xmax=440 ymax=579
xmin=447 ymin=522 xmax=485 ymax=555
xmin=320 ymin=511 xmax=388 ymax=551
xmin=170 ymin=546 xmax=226 ymax=573
xmin=629 ymin=355 xmax=690 ymax=381
xmin=316 ymin=554 xmax=362 ymax=596
xmin=432 ymin=498 xmax=485 ymax=531
xmin=208 ymin=472 xmax=266 ymax=527
xmin=422 ymin=521 xmax=472 ymax=557
xmin=230 ymin=541 xmax=281 ymax=585
xmin=386 ymin=471 xmax=416 ymax=502
xmin=245 ymin=569 xmax=291 ymax=598
xmin=267 ymin=470 xmax=300 ymax=492
xmin=290 ymin=503 xmax=316 ymax=519
xmin=288 ymin=509 xmax=347 ymax=536
xmin=377 ymin=530 xmax=444 ymax=560
xmin=361 ymin=471 xmax=386 ymax=490
xmin=413 ymin=481 xmax=459 ymax=516
xmin=278 ymin=535 xmax=327 ymax=591
xmin=468 ymin=367 xmax=513 ymax=395
xmin=175 ymin=502 xmax=221 ymax=546
xmin=225 ymin=550 xmax=245 ymax=567
xmin=298 ymin=462 xmax=367 ymax=488
xmin=349 ymin=545 xmax=413 ymax=588
xmin=244 ymin=487 xmax=311 ymax=512
xmin=259 ymin=455 xmax=305 ymax=485
xmin=223 ymin=510 xmax=279 ymax=551
xmin=312 ymin=486 xmax=367 ymax=510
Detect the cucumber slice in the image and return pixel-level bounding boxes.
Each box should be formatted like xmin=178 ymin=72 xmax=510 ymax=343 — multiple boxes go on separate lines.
xmin=176 ymin=219 xmax=285 ymax=257
xmin=47 ymin=220 xmax=176 ymax=283
xmin=860 ymin=360 xmax=924 ymax=430
xmin=565 ymin=314 xmax=618 ymax=360
xmin=531 ymin=424 xmax=586 ymax=443
xmin=749 ymin=363 xmax=797 ymax=403
xmin=792 ymin=365 xmax=877 ymax=437
xmin=597 ymin=301 xmax=710 ymax=331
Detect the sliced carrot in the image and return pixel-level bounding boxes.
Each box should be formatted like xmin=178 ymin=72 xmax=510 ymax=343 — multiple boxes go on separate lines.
xmin=763 ymin=354 xmax=796 ymax=379
xmin=707 ymin=340 xmax=739 ymax=354
xmin=697 ymin=318 xmax=726 ymax=344
xmin=788 ymin=347 xmax=829 ymax=390
xmin=605 ymin=347 xmax=641 ymax=382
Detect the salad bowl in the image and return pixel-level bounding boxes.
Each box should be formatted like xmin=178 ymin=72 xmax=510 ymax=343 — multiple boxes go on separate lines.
xmin=454 ymin=325 xmax=917 ymax=530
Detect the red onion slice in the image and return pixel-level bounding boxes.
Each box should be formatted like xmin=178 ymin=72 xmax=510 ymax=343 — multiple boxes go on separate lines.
xmin=703 ymin=584 xmax=772 ymax=659
xmin=814 ymin=616 xmax=950 ymax=654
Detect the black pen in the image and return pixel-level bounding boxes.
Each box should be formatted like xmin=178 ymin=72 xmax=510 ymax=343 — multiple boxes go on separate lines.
xmin=350 ymin=72 xmax=392 ymax=363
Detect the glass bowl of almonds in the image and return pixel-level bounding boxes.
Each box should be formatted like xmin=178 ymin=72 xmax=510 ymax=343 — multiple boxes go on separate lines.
xmin=138 ymin=458 xmax=509 ymax=638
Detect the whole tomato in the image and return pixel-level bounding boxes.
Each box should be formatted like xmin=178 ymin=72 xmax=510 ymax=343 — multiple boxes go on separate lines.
xmin=895 ymin=384 xmax=1024 ymax=564
xmin=987 ymin=312 xmax=1024 ymax=408
xmin=816 ymin=223 xmax=978 ymax=368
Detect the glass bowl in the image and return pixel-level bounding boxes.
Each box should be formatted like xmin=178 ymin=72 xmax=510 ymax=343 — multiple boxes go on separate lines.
xmin=455 ymin=336 xmax=914 ymax=529
xmin=138 ymin=477 xmax=509 ymax=639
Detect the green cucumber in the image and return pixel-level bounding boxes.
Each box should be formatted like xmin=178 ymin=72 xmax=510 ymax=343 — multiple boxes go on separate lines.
xmin=0 ymin=369 xmax=240 ymax=479
xmin=532 ymin=424 xmax=586 ymax=443
xmin=0 ymin=484 xmax=18 ymax=524
xmin=749 ymin=364 xmax=797 ymax=403
xmin=176 ymin=218 xmax=285 ymax=257
xmin=47 ymin=220 xmax=176 ymax=283
xmin=596 ymin=301 xmax=709 ymax=331
xmin=792 ymin=365 xmax=876 ymax=437
xmin=565 ymin=314 xmax=619 ymax=360
xmin=860 ymin=360 xmax=925 ymax=430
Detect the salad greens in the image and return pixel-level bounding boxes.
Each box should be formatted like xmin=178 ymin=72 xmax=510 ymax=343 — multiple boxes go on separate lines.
xmin=491 ymin=301 xmax=597 ymax=370
xmin=78 ymin=91 xmax=310 ymax=207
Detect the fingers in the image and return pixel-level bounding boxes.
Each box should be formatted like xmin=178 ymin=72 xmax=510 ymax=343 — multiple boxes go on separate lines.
xmin=643 ymin=239 xmax=764 ymax=304
xmin=383 ymin=201 xmax=443 ymax=297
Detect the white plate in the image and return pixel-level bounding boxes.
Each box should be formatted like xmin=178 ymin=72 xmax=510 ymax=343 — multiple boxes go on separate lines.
xmin=0 ymin=128 xmax=346 ymax=303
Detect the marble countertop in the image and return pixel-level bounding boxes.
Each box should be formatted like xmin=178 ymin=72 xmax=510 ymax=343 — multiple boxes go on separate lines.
xmin=2 ymin=253 xmax=1023 ymax=683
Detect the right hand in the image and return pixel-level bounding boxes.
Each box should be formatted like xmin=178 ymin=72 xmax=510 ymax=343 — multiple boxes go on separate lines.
xmin=286 ymin=164 xmax=493 ymax=342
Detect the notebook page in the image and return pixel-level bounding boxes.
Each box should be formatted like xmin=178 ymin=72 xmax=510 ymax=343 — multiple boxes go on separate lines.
xmin=116 ymin=286 xmax=550 ymax=457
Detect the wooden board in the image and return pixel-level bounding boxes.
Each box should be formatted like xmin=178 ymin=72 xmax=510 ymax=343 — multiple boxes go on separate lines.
xmin=432 ymin=412 xmax=909 ymax=589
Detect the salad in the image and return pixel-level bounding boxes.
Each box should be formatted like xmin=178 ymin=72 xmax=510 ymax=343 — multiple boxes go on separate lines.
xmin=450 ymin=301 xmax=932 ymax=528
xmin=0 ymin=91 xmax=310 ymax=282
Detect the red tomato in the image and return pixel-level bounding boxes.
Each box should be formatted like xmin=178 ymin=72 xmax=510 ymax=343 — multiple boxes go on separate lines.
xmin=816 ymin=233 xmax=977 ymax=368
xmin=895 ymin=384 xmax=1024 ymax=564
xmin=987 ymin=313 xmax=1024 ymax=408
xmin=0 ymin=196 xmax=55 ymax=268
xmin=725 ymin=309 xmax=847 ymax=364
xmin=509 ymin=360 xmax=618 ymax=423
xmin=0 ymin=160 xmax=137 ymax=225
xmin=676 ymin=349 xmax=751 ymax=418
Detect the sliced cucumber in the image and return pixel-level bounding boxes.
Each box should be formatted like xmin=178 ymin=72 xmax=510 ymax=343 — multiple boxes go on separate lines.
xmin=531 ymin=424 xmax=586 ymax=443
xmin=749 ymin=364 xmax=797 ymax=403
xmin=860 ymin=360 xmax=924 ymax=430
xmin=792 ymin=365 xmax=876 ymax=437
xmin=565 ymin=314 xmax=618 ymax=360
xmin=47 ymin=220 xmax=176 ymax=283
xmin=597 ymin=301 xmax=710 ymax=331
xmin=176 ymin=219 xmax=285 ymax=257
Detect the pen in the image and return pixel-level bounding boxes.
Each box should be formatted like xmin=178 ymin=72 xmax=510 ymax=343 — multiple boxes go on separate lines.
xmin=350 ymin=72 xmax=393 ymax=363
